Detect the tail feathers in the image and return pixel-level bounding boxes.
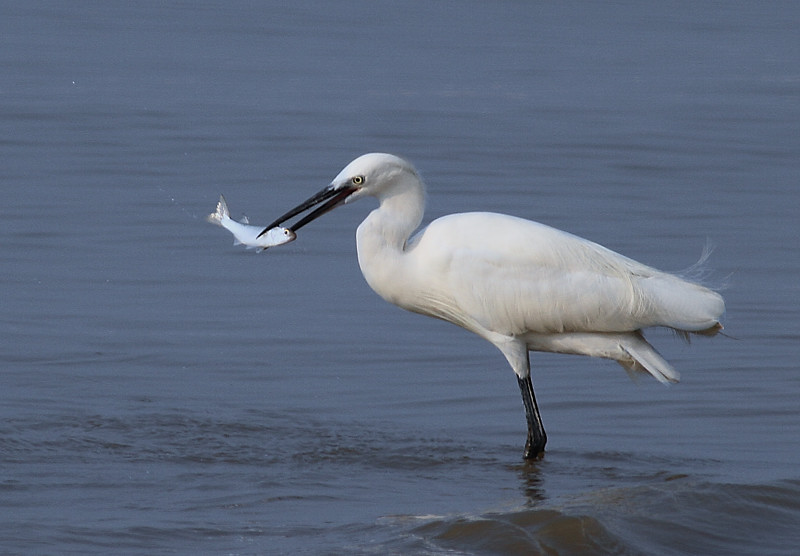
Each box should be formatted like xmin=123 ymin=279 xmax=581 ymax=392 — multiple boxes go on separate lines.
xmin=693 ymin=322 xmax=723 ymax=336
xmin=642 ymin=275 xmax=725 ymax=333
xmin=674 ymin=322 xmax=724 ymax=343
xmin=618 ymin=332 xmax=680 ymax=384
xmin=206 ymin=195 xmax=230 ymax=226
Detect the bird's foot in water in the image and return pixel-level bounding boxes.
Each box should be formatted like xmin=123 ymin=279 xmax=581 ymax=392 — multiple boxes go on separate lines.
xmin=523 ymin=435 xmax=546 ymax=460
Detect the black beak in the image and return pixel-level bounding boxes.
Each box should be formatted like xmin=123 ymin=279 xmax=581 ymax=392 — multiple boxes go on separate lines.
xmin=258 ymin=185 xmax=357 ymax=238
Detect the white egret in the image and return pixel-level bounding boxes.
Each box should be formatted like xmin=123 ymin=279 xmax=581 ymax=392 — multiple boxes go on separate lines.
xmin=260 ymin=153 xmax=725 ymax=459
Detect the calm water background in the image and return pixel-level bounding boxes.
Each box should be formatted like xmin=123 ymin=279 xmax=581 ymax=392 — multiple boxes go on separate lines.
xmin=2 ymin=2 xmax=799 ymax=554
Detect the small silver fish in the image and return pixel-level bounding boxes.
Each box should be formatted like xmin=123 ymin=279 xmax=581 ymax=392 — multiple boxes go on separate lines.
xmin=207 ymin=195 xmax=296 ymax=251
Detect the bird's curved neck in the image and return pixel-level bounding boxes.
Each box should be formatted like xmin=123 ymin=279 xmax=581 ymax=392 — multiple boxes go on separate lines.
xmin=359 ymin=177 xmax=425 ymax=251
xmin=356 ymin=175 xmax=425 ymax=305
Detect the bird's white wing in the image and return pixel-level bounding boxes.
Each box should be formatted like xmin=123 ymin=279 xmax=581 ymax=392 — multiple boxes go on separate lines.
xmin=408 ymin=212 xmax=721 ymax=336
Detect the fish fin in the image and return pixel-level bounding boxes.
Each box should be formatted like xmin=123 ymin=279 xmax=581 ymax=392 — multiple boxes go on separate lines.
xmin=206 ymin=194 xmax=230 ymax=226
xmin=240 ymin=215 xmax=250 ymax=224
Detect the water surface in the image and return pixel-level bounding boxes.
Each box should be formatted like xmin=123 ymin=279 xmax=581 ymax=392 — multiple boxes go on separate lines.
xmin=2 ymin=2 xmax=799 ymax=554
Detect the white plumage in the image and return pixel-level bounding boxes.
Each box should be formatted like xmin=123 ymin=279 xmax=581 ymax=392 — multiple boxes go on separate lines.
xmin=262 ymin=153 xmax=725 ymax=459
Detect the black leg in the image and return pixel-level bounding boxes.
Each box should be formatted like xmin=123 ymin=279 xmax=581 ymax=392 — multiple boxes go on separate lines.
xmin=517 ymin=374 xmax=547 ymax=459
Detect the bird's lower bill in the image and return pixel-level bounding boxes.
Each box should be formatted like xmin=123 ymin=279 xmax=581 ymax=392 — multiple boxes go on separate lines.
xmin=259 ymin=185 xmax=357 ymax=237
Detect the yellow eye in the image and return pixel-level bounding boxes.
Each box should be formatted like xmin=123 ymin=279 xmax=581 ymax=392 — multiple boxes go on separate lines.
xmin=351 ymin=175 xmax=365 ymax=186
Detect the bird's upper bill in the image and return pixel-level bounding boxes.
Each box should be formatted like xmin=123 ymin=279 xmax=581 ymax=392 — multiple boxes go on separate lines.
xmin=258 ymin=183 xmax=357 ymax=237
xmin=258 ymin=153 xmax=411 ymax=238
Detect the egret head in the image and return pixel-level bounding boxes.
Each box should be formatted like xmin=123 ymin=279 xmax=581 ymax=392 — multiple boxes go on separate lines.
xmin=259 ymin=153 xmax=416 ymax=235
xmin=331 ymin=153 xmax=416 ymax=203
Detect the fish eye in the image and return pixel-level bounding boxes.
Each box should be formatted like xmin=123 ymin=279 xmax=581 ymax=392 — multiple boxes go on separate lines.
xmin=351 ymin=175 xmax=365 ymax=186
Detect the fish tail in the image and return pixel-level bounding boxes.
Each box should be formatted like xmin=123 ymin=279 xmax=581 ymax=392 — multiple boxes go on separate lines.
xmin=206 ymin=195 xmax=230 ymax=226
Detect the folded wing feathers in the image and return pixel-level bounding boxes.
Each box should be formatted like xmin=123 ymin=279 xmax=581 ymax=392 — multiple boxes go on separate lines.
xmin=619 ymin=332 xmax=680 ymax=384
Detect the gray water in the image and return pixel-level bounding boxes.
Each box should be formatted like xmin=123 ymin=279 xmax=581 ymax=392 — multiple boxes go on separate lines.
xmin=2 ymin=2 xmax=799 ymax=554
